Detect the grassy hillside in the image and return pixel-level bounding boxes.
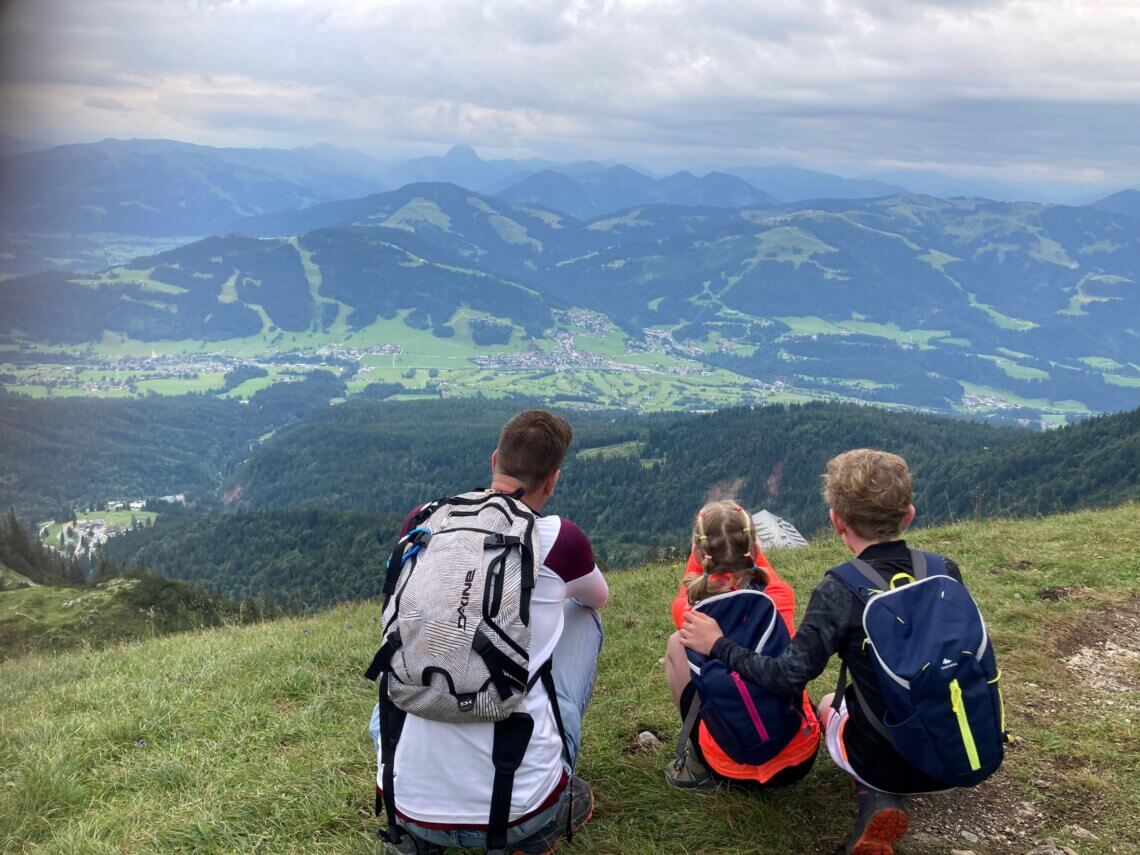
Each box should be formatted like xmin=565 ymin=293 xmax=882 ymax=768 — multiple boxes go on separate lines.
xmin=2 ymin=505 xmax=1138 ymax=853
xmin=0 ymin=560 xmax=36 ymax=592
xmin=0 ymin=575 xmax=247 ymax=660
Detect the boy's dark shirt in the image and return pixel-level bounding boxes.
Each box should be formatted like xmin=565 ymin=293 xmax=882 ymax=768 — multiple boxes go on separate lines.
xmin=710 ymin=539 xmax=962 ymax=793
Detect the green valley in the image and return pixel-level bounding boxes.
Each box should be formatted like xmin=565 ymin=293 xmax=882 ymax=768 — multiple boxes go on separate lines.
xmin=3 ymin=184 xmax=1138 ymax=422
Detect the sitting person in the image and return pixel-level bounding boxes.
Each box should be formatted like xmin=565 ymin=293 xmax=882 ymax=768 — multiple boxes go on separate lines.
xmin=680 ymin=450 xmax=995 ymax=855
xmin=369 ymin=410 xmax=609 ymax=854
xmin=664 ymin=499 xmax=820 ymax=788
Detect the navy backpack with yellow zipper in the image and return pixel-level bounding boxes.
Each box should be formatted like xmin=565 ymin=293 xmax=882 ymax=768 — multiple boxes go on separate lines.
xmin=830 ymin=550 xmax=1005 ymax=787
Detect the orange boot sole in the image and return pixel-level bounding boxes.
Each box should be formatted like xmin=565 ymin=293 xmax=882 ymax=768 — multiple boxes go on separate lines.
xmin=848 ymin=807 xmax=909 ymax=855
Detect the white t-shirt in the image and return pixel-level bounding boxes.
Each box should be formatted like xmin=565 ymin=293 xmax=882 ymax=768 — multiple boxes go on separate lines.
xmin=378 ymin=513 xmax=604 ymax=827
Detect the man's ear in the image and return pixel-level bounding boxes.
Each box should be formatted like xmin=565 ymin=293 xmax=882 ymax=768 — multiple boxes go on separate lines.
xmin=544 ymin=468 xmax=561 ymax=497
xmin=901 ymin=504 xmax=916 ymax=532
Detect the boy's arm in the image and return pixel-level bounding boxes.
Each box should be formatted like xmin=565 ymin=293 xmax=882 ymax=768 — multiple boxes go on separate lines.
xmin=703 ymin=575 xmax=853 ymax=699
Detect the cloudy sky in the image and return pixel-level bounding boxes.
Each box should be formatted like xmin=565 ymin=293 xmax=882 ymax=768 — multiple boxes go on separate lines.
xmin=1 ymin=0 xmax=1138 ymax=193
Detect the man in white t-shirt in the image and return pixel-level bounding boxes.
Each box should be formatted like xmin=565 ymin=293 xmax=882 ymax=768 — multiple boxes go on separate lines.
xmin=370 ymin=410 xmax=609 ymax=854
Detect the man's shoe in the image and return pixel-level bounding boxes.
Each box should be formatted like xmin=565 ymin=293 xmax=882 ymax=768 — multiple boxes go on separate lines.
xmin=379 ymin=826 xmax=444 ymax=854
xmin=511 ymin=776 xmax=595 ymax=855
xmin=843 ymin=786 xmax=909 ymax=855
xmin=663 ymin=749 xmax=717 ymax=790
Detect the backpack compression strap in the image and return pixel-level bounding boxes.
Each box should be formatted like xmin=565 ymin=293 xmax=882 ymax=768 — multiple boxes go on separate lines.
xmin=483 ymin=661 xmax=571 ymax=852
xmin=487 ymin=712 xmax=535 ymax=852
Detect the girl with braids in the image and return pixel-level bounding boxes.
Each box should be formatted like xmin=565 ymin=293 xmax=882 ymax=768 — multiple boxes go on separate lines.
xmin=664 ymin=500 xmax=820 ymax=788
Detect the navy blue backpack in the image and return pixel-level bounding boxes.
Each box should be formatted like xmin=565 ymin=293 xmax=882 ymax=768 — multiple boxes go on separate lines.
xmin=679 ymin=586 xmax=803 ymax=766
xmin=831 ymin=550 xmax=1006 ymax=788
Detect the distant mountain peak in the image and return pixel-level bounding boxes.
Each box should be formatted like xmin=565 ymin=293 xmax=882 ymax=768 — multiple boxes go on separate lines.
xmin=1088 ymin=188 xmax=1140 ymax=218
xmin=445 ymin=144 xmax=481 ymax=162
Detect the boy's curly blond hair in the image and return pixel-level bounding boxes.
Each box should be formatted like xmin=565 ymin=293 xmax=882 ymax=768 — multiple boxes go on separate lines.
xmin=822 ymin=449 xmax=913 ymax=541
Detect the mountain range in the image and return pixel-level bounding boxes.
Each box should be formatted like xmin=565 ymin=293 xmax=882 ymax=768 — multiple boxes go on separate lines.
xmin=3 ymin=179 xmax=1138 ymax=416
xmin=3 ymin=137 xmax=1136 ymax=276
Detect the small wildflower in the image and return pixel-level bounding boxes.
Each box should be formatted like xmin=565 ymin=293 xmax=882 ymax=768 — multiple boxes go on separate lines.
xmin=301 ymin=627 xmax=309 ymax=634
xmin=137 ymin=739 xmax=146 ymax=747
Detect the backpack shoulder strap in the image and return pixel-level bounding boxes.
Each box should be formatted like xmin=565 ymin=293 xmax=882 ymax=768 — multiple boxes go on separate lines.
xmin=674 ymin=690 xmax=702 ymax=765
xmin=827 ymin=559 xmax=885 ymax=604
xmin=376 ymin=674 xmax=409 ymax=846
xmin=912 ymin=550 xmax=947 ymax=579
xmin=537 ymin=660 xmax=577 ymax=845
xmin=828 ymin=560 xmax=882 ymax=709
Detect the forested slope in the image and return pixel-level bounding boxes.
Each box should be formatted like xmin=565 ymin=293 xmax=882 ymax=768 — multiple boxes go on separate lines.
xmin=227 ymin=399 xmax=1015 ymax=565
xmin=102 ymin=509 xmax=403 ymax=607
xmin=225 ymin=399 xmax=1138 ymax=570
xmin=0 ymin=371 xmax=344 ymax=522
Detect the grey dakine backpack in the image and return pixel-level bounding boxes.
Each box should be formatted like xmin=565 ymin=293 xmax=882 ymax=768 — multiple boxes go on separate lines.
xmin=365 ymin=489 xmax=571 ymax=853
xmin=372 ymin=489 xmax=540 ymax=720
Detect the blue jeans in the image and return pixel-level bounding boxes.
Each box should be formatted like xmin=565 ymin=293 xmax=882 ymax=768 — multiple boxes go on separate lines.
xmin=369 ymin=601 xmax=603 ymax=849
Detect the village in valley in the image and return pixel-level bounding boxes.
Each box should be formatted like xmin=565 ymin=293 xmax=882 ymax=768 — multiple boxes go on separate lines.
xmin=40 ymin=494 xmax=184 ymax=561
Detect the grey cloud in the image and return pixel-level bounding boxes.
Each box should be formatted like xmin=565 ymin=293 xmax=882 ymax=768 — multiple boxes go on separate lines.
xmin=1 ymin=0 xmax=1138 ymax=190
xmin=83 ymin=95 xmax=131 ymax=111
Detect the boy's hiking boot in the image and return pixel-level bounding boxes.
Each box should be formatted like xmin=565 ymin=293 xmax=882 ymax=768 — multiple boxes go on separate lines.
xmin=842 ymin=786 xmax=909 ymax=855
xmin=510 ymin=775 xmax=595 ymax=854
xmin=664 ymin=749 xmax=716 ymax=790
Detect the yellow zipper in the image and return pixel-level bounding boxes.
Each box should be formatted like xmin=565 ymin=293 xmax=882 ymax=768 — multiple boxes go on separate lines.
xmin=950 ymin=679 xmax=981 ymax=771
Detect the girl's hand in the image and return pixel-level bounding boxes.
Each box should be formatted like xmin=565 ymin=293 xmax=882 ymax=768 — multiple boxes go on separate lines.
xmin=679 ymin=611 xmax=724 ymax=656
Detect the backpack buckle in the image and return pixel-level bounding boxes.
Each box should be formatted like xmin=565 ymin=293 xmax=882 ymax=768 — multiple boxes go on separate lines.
xmin=484 ymin=533 xmax=512 ymax=548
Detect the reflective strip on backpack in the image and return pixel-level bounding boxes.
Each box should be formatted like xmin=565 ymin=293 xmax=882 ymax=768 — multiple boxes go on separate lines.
xmin=949 ymin=678 xmax=981 ymax=771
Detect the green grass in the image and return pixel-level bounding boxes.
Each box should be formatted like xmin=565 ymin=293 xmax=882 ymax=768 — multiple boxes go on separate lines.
xmin=745 ymin=227 xmax=837 ymax=269
xmin=967 ymin=294 xmax=1039 ymax=331
xmin=0 ymin=576 xmax=222 ymax=659
xmin=1080 ymin=357 xmax=1123 ymax=371
xmin=1105 ymin=374 xmax=1140 ymax=388
xmin=979 ymin=355 xmax=1050 ymax=381
xmin=576 ymin=440 xmax=646 ymax=461
xmin=2 ymin=505 xmax=1138 ymax=852
xmin=776 ymin=316 xmax=951 ymax=346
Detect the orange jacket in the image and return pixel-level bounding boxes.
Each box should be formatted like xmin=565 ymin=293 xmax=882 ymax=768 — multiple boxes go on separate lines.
xmin=671 ymin=545 xmax=820 ymax=783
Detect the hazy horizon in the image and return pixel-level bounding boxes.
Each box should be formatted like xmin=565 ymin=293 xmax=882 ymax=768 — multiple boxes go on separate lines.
xmin=2 ymin=0 xmax=1138 ymax=203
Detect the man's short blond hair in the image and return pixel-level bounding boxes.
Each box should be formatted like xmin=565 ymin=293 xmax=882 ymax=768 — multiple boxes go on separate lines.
xmin=822 ymin=449 xmax=913 ymax=541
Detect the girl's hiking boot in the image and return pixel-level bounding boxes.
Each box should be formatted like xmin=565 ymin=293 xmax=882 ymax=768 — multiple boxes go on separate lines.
xmin=663 ymin=749 xmax=716 ymax=790
xmin=842 ymin=786 xmax=909 ymax=855
xmin=511 ymin=775 xmax=595 ymax=854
